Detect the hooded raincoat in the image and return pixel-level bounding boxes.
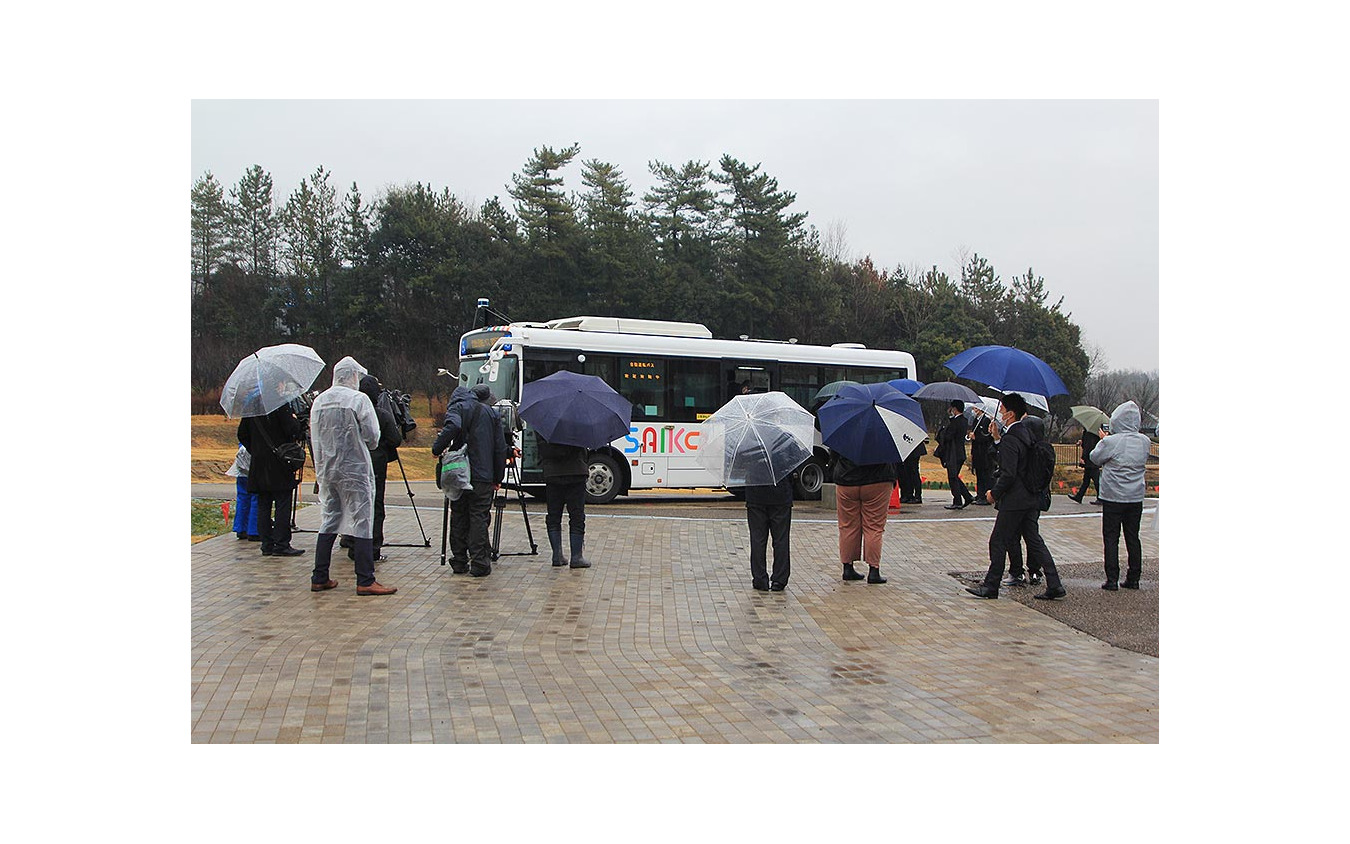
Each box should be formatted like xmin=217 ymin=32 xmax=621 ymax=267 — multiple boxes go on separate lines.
xmin=1089 ymin=400 xmax=1152 ymax=503
xmin=309 ymin=356 xmax=380 ymax=537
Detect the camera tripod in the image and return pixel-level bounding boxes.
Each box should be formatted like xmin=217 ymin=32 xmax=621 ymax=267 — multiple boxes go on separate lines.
xmin=437 ymin=460 xmax=538 ymax=565
xmin=292 ymin=448 xmax=430 ymax=548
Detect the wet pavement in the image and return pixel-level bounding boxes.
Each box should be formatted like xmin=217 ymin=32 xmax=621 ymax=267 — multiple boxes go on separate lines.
xmin=191 ymin=490 xmax=1159 ymax=743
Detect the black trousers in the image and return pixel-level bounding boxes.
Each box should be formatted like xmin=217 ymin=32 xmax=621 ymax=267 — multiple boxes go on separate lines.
xmin=972 ymin=456 xmax=993 ymax=498
xmin=372 ymin=460 xmax=388 ymax=551
xmin=255 ymin=489 xmax=294 ymax=551
xmin=545 ymin=479 xmax=586 ymax=536
xmin=899 ymin=455 xmax=923 ymax=500
xmin=1075 ymin=462 xmax=1101 ymax=500
xmin=449 ymin=482 xmax=495 ymax=568
xmin=947 ymin=463 xmax=972 ymax=505
xmin=313 ymin=533 xmax=376 ymax=587
xmin=747 ymin=501 xmax=792 ymax=588
xmin=1102 ymin=500 xmax=1144 ymax=584
xmin=984 ymin=507 xmax=1061 ymax=591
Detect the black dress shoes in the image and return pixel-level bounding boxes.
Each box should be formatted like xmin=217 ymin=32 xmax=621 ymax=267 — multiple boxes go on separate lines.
xmin=965 ymin=585 xmax=998 ymax=599
xmin=770 ymin=583 xmax=786 ymax=592
xmin=972 ymin=498 xmax=990 ymax=506
xmin=944 ymin=503 xmax=964 ymax=510
xmin=273 ymin=546 xmax=305 ymax=557
xmin=1121 ymin=580 xmax=1140 ymax=590
xmin=1033 ymin=586 xmax=1067 ymax=600
xmin=1002 ymin=573 xmax=1027 ymax=587
xmin=1101 ymin=580 xmax=1118 ymax=591
xmin=753 ymin=581 xmax=770 ymax=592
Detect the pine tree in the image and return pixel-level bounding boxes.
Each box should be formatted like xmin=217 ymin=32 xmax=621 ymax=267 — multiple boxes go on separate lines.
xmin=228 ymin=165 xmax=278 ymax=277
xmin=191 ymin=172 xmax=229 ymax=294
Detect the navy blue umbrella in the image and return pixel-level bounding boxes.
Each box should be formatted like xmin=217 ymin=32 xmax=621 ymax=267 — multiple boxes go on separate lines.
xmin=818 ymin=382 xmax=928 ymax=463
xmin=887 ymin=378 xmax=925 ymax=396
xmin=518 ymin=370 xmax=633 ymax=449
xmin=942 ymin=345 xmax=1069 ymax=397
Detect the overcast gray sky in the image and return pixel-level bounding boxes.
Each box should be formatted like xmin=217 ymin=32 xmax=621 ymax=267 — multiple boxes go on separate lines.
xmin=193 ymin=99 xmax=1157 ymax=371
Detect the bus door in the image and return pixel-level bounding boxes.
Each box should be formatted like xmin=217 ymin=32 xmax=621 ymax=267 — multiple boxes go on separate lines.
xmin=617 ymin=355 xmax=669 ymax=487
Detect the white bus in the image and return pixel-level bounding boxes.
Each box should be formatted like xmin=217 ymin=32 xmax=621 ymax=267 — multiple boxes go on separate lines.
xmin=455 ymin=305 xmax=918 ymax=504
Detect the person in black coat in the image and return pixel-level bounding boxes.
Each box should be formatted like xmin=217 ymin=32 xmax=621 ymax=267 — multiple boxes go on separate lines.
xmin=237 ymin=404 xmax=306 ymax=556
xmin=432 ymin=385 xmax=509 ymax=577
xmin=743 ymin=468 xmax=799 ymax=592
xmin=899 ymin=438 xmax=926 ymax=504
xmin=537 ymin=433 xmax=590 ymax=569
xmin=1069 ymin=426 xmax=1102 ymax=504
xmin=359 ymin=374 xmax=403 ymax=562
xmin=966 ymin=393 xmax=1064 ymax=601
xmin=937 ymin=400 xmax=975 ymax=509
xmin=969 ymin=408 xmax=994 ymax=505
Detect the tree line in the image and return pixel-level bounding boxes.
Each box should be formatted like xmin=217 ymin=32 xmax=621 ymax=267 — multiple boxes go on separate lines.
xmin=191 ymin=144 xmax=1119 ymax=425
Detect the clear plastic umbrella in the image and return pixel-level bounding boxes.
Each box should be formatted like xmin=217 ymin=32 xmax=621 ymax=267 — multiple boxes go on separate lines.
xmin=220 ymin=343 xmax=326 ymax=418
xmin=695 ymin=392 xmax=815 ymax=487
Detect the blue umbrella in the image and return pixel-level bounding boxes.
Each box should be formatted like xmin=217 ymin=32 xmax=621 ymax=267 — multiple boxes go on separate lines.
xmin=818 ymin=382 xmax=928 ymax=463
xmin=518 ymin=370 xmax=633 ymax=449
xmin=887 ymin=378 xmax=925 ymax=396
xmin=942 ymin=345 xmax=1068 ymax=397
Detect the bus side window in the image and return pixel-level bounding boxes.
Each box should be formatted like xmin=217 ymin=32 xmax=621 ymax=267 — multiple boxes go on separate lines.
xmin=667 ymin=358 xmax=719 ymax=422
xmin=619 ymin=357 xmax=665 ymax=419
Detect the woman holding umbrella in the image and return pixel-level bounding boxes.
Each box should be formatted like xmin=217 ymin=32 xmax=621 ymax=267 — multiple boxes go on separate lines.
xmin=519 ymin=370 xmax=634 ymax=571
xmin=237 ymin=396 xmax=306 ymax=557
xmin=538 ymin=434 xmax=591 ymax=569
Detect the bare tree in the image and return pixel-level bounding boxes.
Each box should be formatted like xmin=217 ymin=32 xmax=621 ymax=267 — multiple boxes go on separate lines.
xmin=822 ymin=218 xmax=851 ymax=264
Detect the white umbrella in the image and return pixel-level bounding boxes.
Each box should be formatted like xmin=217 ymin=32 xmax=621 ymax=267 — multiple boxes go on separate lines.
xmin=220 ymin=343 xmax=326 ymax=418
xmin=695 ymin=392 xmax=815 ymax=487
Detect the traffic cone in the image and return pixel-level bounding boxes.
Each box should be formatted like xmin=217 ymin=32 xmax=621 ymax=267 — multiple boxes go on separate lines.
xmin=889 ymin=482 xmax=901 ymax=512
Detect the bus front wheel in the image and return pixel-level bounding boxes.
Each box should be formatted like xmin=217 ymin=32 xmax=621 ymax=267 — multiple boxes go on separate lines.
xmin=586 ymin=454 xmax=623 ymax=505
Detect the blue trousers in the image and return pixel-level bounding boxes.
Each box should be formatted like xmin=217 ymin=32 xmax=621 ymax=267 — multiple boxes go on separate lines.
xmin=233 ymin=477 xmax=259 ymax=536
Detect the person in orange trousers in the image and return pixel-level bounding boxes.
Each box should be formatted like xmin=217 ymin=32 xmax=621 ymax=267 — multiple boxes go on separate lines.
xmin=830 ymin=452 xmax=898 ymax=583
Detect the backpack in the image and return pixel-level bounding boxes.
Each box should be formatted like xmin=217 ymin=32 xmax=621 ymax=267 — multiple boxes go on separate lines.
xmin=1021 ymin=428 xmax=1056 ymax=512
xmin=435 ymin=402 xmax=479 ymax=498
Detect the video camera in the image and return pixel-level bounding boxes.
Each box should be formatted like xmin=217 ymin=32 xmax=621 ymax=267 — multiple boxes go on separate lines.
xmin=379 ymin=389 xmax=419 ymax=438
xmin=288 ymin=390 xmax=319 ymax=426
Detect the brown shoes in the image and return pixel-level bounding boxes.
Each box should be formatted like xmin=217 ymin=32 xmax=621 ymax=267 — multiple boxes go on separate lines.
xmin=356 ymin=582 xmax=398 ymax=596
xmin=311 ymin=580 xmax=338 ymax=592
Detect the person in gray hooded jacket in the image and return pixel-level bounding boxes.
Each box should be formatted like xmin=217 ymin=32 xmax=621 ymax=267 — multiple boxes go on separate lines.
xmin=1090 ymin=400 xmax=1152 ymax=590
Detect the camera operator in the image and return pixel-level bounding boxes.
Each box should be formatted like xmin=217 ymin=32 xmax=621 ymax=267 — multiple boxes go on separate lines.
xmin=357 ymin=374 xmax=403 ymax=562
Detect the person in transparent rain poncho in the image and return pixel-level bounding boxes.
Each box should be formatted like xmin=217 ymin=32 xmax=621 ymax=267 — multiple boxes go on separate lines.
xmin=307 ymin=356 xmax=397 ymax=596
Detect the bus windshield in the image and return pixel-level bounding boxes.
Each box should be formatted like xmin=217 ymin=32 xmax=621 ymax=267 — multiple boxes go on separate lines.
xmin=457 ymin=356 xmax=519 ymax=402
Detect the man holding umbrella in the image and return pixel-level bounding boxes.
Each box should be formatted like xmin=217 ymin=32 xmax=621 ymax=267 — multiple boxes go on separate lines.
xmin=937 ymin=400 xmax=975 ymax=509
xmin=966 ymin=392 xmax=1066 ymax=601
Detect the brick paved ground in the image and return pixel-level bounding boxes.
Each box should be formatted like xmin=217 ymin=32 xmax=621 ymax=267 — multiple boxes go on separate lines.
xmin=191 ymin=496 xmax=1159 ymax=743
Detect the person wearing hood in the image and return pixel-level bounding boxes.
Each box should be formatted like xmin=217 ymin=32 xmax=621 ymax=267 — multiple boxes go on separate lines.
xmin=308 ymin=356 xmax=397 ymax=596
xmin=966 ymin=393 xmax=1065 ymax=601
xmin=1090 ymin=400 xmax=1152 ymax=590
xmin=432 ymin=383 xmax=509 ymax=577
xmin=354 ymin=373 xmax=403 ymax=563
xmin=968 ymin=406 xmax=995 ymax=505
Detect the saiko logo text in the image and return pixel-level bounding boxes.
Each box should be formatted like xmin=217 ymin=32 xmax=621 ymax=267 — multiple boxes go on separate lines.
xmin=623 ymin=426 xmax=700 ymax=454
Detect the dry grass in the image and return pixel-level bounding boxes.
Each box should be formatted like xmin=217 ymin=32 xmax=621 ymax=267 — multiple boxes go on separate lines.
xmin=192 ymin=414 xmax=441 ymax=482
xmin=192 ymin=415 xmax=1159 ymax=495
